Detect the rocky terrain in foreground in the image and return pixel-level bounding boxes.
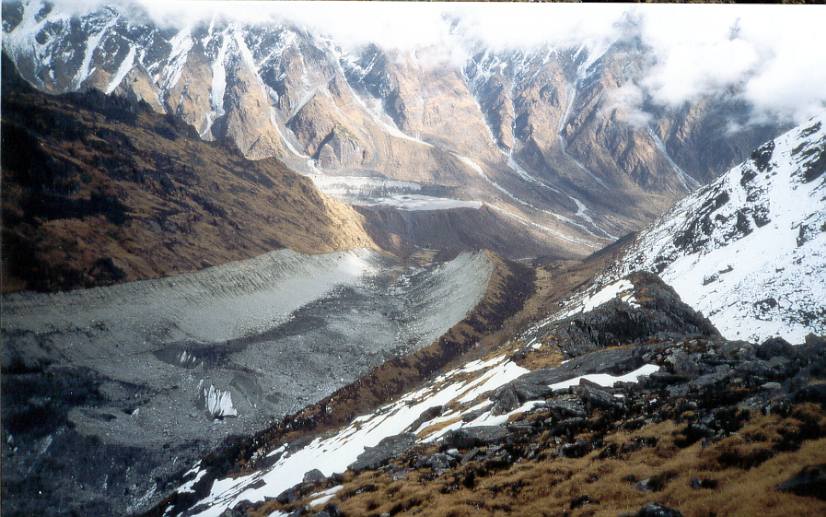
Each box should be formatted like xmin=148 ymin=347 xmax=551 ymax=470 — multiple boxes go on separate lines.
xmin=149 ymin=271 xmax=826 ymax=517
xmin=256 ymin=334 xmax=826 ymax=517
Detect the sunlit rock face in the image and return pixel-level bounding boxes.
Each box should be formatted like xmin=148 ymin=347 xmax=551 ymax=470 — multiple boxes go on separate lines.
xmin=2 ymin=0 xmax=780 ymax=256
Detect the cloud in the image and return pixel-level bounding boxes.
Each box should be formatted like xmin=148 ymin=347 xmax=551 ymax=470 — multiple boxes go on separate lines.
xmin=18 ymin=1 xmax=826 ymax=123
xmin=602 ymin=83 xmax=652 ymax=129
xmin=636 ymin=4 xmax=826 ymax=123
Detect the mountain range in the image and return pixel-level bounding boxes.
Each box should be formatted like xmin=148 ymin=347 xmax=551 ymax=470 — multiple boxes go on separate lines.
xmin=1 ymin=2 xmax=825 ymax=517
xmin=3 ymin=0 xmax=781 ymax=260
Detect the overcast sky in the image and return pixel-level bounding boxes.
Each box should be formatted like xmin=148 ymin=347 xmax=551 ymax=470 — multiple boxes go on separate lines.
xmin=37 ymin=1 xmax=826 ymax=123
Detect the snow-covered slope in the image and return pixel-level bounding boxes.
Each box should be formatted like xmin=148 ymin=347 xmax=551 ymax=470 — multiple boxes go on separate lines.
xmin=166 ymin=352 xmax=661 ymax=517
xmin=615 ymin=113 xmax=826 ymax=343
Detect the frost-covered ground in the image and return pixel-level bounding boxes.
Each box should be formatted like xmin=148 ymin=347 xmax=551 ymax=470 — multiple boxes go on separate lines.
xmin=1 ymin=249 xmax=494 ymax=515
xmin=615 ymin=112 xmax=826 ymax=343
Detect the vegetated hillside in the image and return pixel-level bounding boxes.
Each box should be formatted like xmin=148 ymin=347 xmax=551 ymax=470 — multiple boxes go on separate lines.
xmin=0 ymin=54 xmax=374 ymax=293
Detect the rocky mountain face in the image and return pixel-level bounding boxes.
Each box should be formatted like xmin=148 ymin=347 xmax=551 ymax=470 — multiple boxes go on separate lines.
xmin=2 ymin=0 xmax=781 ymax=256
xmin=610 ymin=112 xmax=826 ymax=343
xmin=0 ymin=55 xmax=373 ymax=292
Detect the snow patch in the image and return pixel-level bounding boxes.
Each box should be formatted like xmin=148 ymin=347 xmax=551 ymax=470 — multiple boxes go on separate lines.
xmin=549 ymin=364 xmax=660 ymax=391
xmin=203 ymin=385 xmax=238 ymax=418
xmin=104 ymin=45 xmax=135 ymax=94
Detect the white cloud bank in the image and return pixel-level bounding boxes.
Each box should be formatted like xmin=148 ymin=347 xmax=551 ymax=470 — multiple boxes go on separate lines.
xmin=14 ymin=1 xmax=826 ymax=123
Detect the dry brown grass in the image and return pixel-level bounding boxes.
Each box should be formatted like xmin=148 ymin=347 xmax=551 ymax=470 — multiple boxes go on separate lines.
xmin=2 ymin=83 xmax=376 ymax=292
xmin=251 ymin=403 xmax=826 ymax=517
xmin=417 ymin=417 xmax=463 ymax=439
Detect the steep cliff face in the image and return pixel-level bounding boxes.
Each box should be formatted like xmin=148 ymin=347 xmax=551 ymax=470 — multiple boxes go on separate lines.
xmin=0 ymin=56 xmax=374 ymax=293
xmin=2 ymin=0 xmax=782 ymax=257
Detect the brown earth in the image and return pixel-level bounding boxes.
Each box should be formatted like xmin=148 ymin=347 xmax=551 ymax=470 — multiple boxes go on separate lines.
xmin=356 ymin=204 xmax=580 ymax=262
xmin=259 ymin=403 xmax=826 ymax=517
xmin=0 ymin=55 xmax=374 ymax=293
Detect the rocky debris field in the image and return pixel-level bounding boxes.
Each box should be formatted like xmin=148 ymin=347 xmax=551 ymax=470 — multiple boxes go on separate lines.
xmin=0 ymin=251 xmax=496 ymax=517
xmin=182 ymin=272 xmax=826 ymax=517
xmin=245 ymin=334 xmax=826 ymax=517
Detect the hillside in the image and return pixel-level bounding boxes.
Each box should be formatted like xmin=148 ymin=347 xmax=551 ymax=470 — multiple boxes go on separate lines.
xmin=611 ymin=112 xmax=826 ymax=343
xmin=0 ymin=55 xmax=374 ymax=292
xmin=150 ymin=271 xmax=826 ymax=517
xmin=142 ymin=120 xmax=826 ymax=517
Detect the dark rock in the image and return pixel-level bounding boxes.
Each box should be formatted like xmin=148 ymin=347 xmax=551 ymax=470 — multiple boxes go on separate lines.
xmin=757 ymin=337 xmax=794 ymax=360
xmin=576 ymin=384 xmax=625 ymax=412
xmin=634 ymin=472 xmax=675 ymax=492
xmin=442 ymin=426 xmax=508 ymax=449
xmin=735 ymin=360 xmax=775 ymax=379
xmin=276 ymin=486 xmax=301 ymax=504
xmin=532 ymin=273 xmax=718 ymax=357
xmin=507 ymin=421 xmax=535 ymax=434
xmin=665 ymin=349 xmax=699 ymax=376
xmin=667 ymin=384 xmax=689 ymax=397
xmin=508 ymin=378 xmax=554 ymax=402
xmin=690 ymin=478 xmax=719 ymax=489
xmin=689 ymin=368 xmax=731 ymax=392
xmin=546 ymin=398 xmax=587 ymax=419
xmin=777 ymin=464 xmax=826 ymax=500
xmin=482 ymin=447 xmax=513 ymax=469
xmin=636 ymin=502 xmax=683 ymax=517
xmin=490 ymin=385 xmax=520 ymax=414
xmin=302 ymin=469 xmax=325 ymax=484
xmin=678 ymin=423 xmax=715 ymax=446
xmin=570 ymin=495 xmax=594 ymax=509
xmin=643 ymin=371 xmax=689 ymax=387
xmin=315 ymin=504 xmax=342 ymax=517
xmin=406 ymin=405 xmax=443 ymax=433
xmin=348 ymin=433 xmax=416 ymax=472
xmin=794 ymin=384 xmax=826 ymax=406
xmin=460 ymin=447 xmax=480 ymax=464
xmin=415 ymin=453 xmax=455 ymax=470
xmin=461 ymin=406 xmax=491 ymax=422
xmin=549 ymin=417 xmax=588 ymax=437
xmin=559 ymin=440 xmax=591 ymax=458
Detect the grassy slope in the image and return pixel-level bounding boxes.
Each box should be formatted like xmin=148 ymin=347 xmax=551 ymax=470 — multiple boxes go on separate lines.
xmin=1 ymin=55 xmax=374 ymax=293
xmin=264 ymin=403 xmax=826 ymax=517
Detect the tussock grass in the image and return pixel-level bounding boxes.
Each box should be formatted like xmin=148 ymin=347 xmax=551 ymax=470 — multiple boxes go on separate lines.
xmin=253 ymin=403 xmax=826 ymax=517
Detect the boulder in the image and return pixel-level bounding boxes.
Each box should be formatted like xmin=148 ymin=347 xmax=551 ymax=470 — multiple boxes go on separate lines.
xmin=442 ymin=426 xmax=508 ymax=449
xmin=559 ymin=440 xmax=591 ymax=458
xmin=546 ymin=398 xmax=587 ymax=419
xmin=777 ymin=464 xmax=826 ymax=500
xmin=756 ymin=337 xmax=794 ymax=360
xmin=490 ymin=385 xmax=520 ymax=415
xmin=794 ymin=384 xmax=826 ymax=406
xmin=636 ymin=502 xmax=683 ymax=517
xmin=348 ymin=433 xmax=416 ymax=472
xmin=302 ymin=469 xmax=325 ymax=484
